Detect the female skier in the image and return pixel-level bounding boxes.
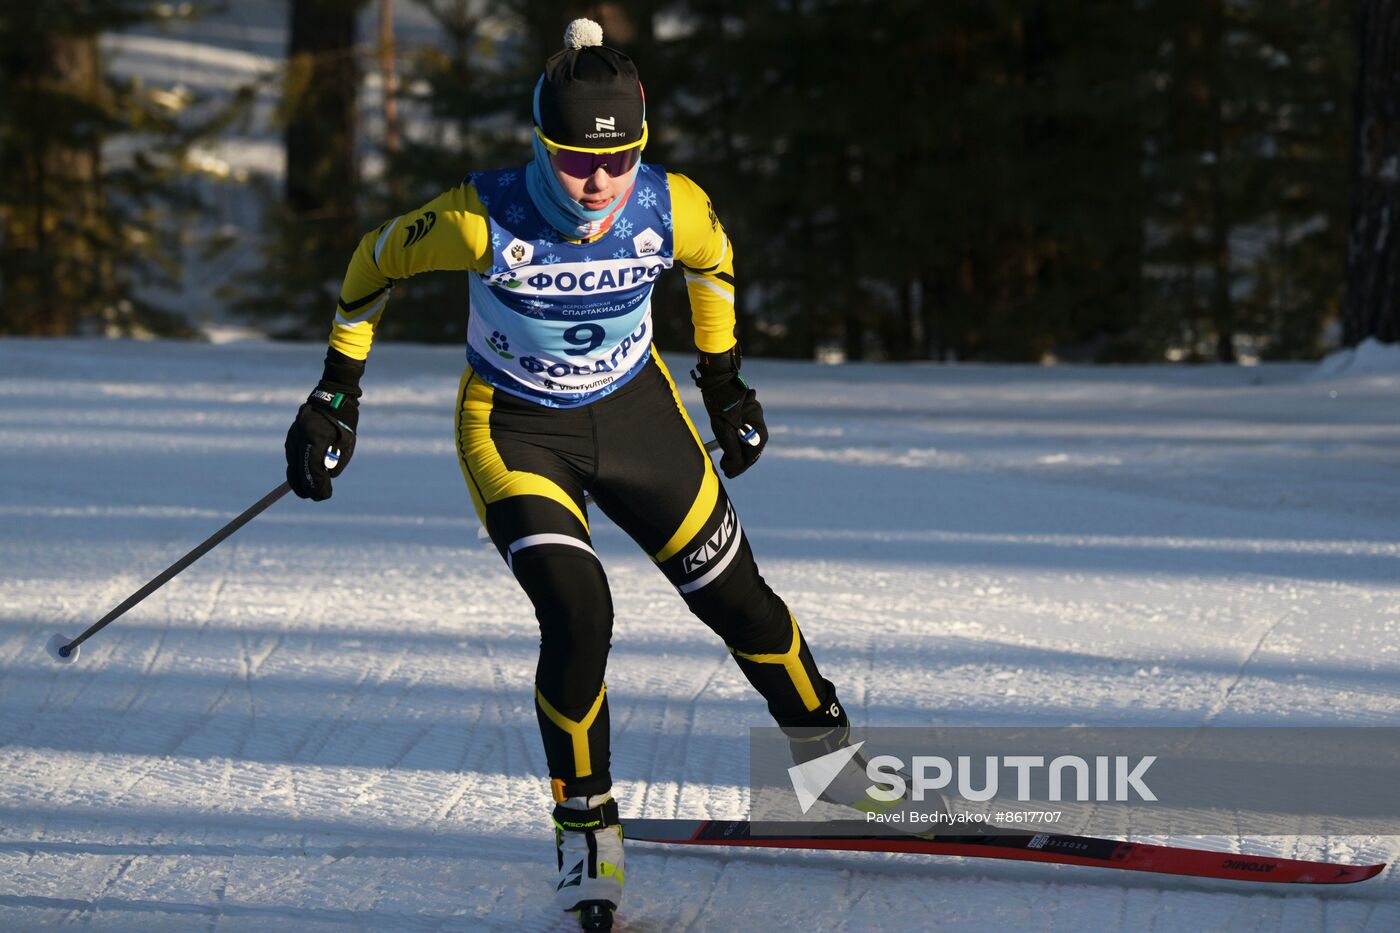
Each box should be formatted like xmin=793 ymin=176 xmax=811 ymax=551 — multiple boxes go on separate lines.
xmin=284 ymin=19 xmax=852 ymax=930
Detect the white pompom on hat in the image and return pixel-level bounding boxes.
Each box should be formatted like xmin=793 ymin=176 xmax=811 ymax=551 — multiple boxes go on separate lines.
xmin=564 ymin=18 xmax=605 ymax=50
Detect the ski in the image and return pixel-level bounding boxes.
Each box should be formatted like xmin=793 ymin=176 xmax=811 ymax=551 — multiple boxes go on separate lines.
xmin=623 ymin=820 xmax=1385 ymax=885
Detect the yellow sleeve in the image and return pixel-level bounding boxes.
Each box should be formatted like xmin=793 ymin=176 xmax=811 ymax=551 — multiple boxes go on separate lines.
xmin=668 ymin=172 xmax=737 ymax=355
xmin=329 ymin=182 xmax=494 ymax=360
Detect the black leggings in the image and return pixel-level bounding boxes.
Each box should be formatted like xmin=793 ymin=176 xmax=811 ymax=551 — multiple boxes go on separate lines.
xmin=456 ymin=351 xmax=843 ymax=799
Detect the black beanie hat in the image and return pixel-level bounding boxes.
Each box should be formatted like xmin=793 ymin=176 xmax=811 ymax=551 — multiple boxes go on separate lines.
xmin=534 ymin=19 xmax=646 ymax=149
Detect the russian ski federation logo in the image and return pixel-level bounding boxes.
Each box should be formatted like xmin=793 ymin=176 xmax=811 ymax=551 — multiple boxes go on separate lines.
xmin=788 ymin=741 xmax=865 ymax=814
xmin=504 ymin=237 xmax=534 ymax=269
xmin=633 ymin=227 xmax=663 ymax=257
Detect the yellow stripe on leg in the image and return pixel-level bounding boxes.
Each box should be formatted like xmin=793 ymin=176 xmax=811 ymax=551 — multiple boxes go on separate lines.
xmin=650 ymin=352 xmax=719 ymax=563
xmin=455 ymin=368 xmax=589 ymax=531
xmin=536 ymin=683 xmax=607 ymax=778
xmin=731 ymin=612 xmax=821 ymax=711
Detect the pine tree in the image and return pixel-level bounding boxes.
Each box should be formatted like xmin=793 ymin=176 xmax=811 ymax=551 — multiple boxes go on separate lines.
xmin=1140 ymin=0 xmax=1352 ymax=362
xmin=234 ymin=0 xmax=371 ymax=338
xmin=304 ymin=1 xmax=1357 ymax=361
xmin=1343 ymin=0 xmax=1400 ymax=345
xmin=0 ymin=2 xmax=221 ymax=337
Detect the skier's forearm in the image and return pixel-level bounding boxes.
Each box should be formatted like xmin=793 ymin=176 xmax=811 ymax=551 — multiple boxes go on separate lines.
xmin=328 ymin=233 xmax=394 ymax=360
xmin=685 ymin=252 xmax=736 ymax=355
xmin=319 ymin=346 xmax=365 ymax=396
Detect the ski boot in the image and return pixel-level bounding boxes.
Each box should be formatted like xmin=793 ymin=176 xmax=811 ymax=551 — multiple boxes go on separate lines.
xmin=786 ymin=721 xmax=951 ymax=830
xmin=553 ymin=794 xmax=624 ymax=931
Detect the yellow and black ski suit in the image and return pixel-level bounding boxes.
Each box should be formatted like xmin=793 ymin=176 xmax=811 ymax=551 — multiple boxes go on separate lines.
xmin=327 ymin=164 xmax=844 ymax=799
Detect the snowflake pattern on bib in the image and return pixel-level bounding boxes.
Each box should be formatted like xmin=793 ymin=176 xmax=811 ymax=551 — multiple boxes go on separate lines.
xmin=464 ymin=163 xmax=676 ymax=407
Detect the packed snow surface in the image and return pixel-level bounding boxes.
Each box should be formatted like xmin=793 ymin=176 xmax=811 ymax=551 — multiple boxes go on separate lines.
xmin=1 ymin=339 xmax=1398 ymax=931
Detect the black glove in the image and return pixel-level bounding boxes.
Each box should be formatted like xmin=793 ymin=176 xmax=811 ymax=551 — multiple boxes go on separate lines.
xmin=284 ymin=349 xmax=363 ymax=501
xmin=692 ymin=346 xmax=767 ymax=478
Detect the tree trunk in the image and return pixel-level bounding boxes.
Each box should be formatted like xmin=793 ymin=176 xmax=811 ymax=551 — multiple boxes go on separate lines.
xmin=920 ymin=272 xmax=944 ymax=360
xmin=285 ymin=0 xmax=360 ymax=221
xmin=0 ymin=20 xmax=104 ymax=335
xmin=1342 ymin=0 xmax=1400 ymax=346
xmin=842 ymin=304 xmax=865 ymax=361
xmin=1204 ymin=0 xmax=1236 ymax=362
xmin=378 ymin=0 xmax=400 ymax=199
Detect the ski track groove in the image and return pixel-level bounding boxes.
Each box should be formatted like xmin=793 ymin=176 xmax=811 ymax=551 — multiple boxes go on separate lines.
xmin=1148 ymin=888 xmax=1164 ymax=933
xmin=387 ymin=724 xmax=433 ymax=771
xmin=105 ymin=542 xmax=240 ymax=804
xmin=384 ymin=712 xmax=431 ymax=772
xmin=843 ymin=883 xmax=871 ymax=931
xmin=861 ymin=626 xmax=875 ymax=723
xmin=217 ymin=757 xmax=236 ymax=812
xmin=676 ymin=652 xmax=729 ymax=810
xmin=238 ymin=629 xmax=255 ymax=756
xmin=646 ymin=682 xmax=674 ymax=816
xmin=205 ymin=865 xmax=229 ymax=933
xmin=67 ymin=570 xmax=164 ymax=711
xmin=233 ymin=629 xmax=283 ymax=759
xmin=667 ymin=689 xmax=700 ymax=817
xmin=478 ymin=634 xmax=514 ymax=796
xmin=438 ymin=634 xmax=515 ymax=827
xmin=6 ymin=893 xmax=464 ymax=931
xmin=341 ymin=665 xmax=431 ymax=823
xmin=247 ymin=630 xmax=284 ymax=676
xmin=1203 ymin=610 xmax=1288 ymax=725
xmin=470 ymin=877 xmax=509 ymax=932
xmin=65 ymin=850 xmax=139 ymax=928
xmin=837 ymin=869 xmax=854 ymax=932
xmin=45 ymin=751 xmax=111 ymax=825
xmin=638 ymin=648 xmax=726 ymax=819
xmin=432 ymin=778 xmax=473 ymax=826
xmin=334 ymin=654 xmax=407 ymax=771
xmin=487 ymin=634 xmax=547 ymax=785
xmin=118 ymin=619 xmax=171 ymax=713
xmin=1110 ymin=872 xmax=1128 ymax=932
xmin=191 ymin=550 xmax=233 ymax=638
xmin=282 ymin=570 xmax=323 ymax=821
xmin=156 ymin=665 xmax=236 ymax=757
xmin=10 ymin=571 xmax=145 ymax=751
xmin=434 ymin=690 xmax=487 ymax=825
xmin=288 ymin=666 xmax=375 ymax=765
xmin=19 ymin=820 xmax=48 ymax=871
xmin=680 ymin=858 xmax=732 ymax=933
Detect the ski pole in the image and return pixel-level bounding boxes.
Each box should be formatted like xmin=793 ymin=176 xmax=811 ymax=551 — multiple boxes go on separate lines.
xmin=46 ymin=481 xmax=293 ymax=664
